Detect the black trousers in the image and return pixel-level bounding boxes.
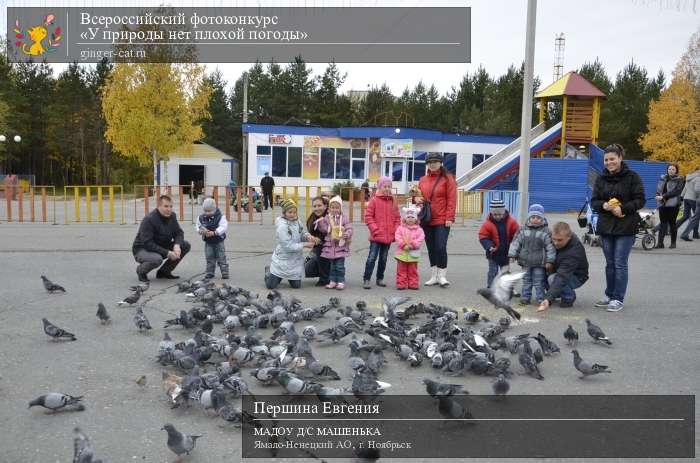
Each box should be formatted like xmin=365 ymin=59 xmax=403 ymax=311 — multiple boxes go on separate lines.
xmin=314 ymin=244 xmax=331 ymax=285
xmin=422 ymin=224 xmax=450 ymax=268
xmin=658 ymin=206 xmax=680 ymax=245
xmin=263 ymin=192 xmax=274 ymax=210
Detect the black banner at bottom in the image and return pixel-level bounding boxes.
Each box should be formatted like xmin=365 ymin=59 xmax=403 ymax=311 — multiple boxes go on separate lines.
xmin=241 ymin=395 xmax=694 ymax=458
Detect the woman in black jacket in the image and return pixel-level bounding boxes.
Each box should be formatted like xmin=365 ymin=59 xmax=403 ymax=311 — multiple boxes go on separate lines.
xmin=655 ymin=164 xmax=684 ymax=249
xmin=590 ymin=144 xmax=645 ymax=313
xmin=306 ymin=196 xmax=330 ymax=286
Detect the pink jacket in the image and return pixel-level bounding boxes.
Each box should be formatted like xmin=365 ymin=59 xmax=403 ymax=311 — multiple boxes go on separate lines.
xmin=316 ymin=213 xmax=354 ymax=259
xmin=365 ymin=193 xmax=401 ymax=244
xmin=394 ymin=223 xmax=425 ymax=262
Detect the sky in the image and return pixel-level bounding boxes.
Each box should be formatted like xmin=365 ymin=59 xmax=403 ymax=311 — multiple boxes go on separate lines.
xmin=2 ymin=0 xmax=699 ymax=95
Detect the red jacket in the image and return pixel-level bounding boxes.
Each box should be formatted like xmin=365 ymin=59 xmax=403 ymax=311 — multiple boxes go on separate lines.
xmin=478 ymin=213 xmax=519 ymax=251
xmin=365 ymin=193 xmax=401 ymax=244
xmin=418 ymin=170 xmax=457 ymax=226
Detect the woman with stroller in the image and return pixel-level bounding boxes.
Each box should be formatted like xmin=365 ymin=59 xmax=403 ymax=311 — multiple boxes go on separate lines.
xmin=654 ymin=164 xmax=684 ymax=249
xmin=590 ymin=143 xmax=645 ymax=313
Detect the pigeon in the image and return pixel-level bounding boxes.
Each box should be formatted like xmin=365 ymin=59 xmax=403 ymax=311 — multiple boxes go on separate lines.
xmin=352 ymin=367 xmax=390 ymax=401
xmin=518 ymin=341 xmax=544 ymax=380
xmin=564 ymin=325 xmax=579 ymax=346
xmin=492 ymin=374 xmax=510 ymax=396
xmin=41 ymin=275 xmax=66 ymax=293
xmin=423 ymin=378 xmax=466 ymax=397
xmin=73 ymin=426 xmax=102 ymax=463
xmin=28 ymin=393 xmax=83 ymax=412
xmin=277 ymin=371 xmax=322 ymax=395
xmin=476 ymin=270 xmax=525 ymax=320
xmin=96 ymin=303 xmax=110 ymax=324
xmin=572 ymin=350 xmax=612 ymax=379
xmin=437 ymin=395 xmax=472 ymax=420
xmin=533 ymin=333 xmax=560 ymax=356
xmin=585 ymin=319 xmax=613 ymax=345
xmin=135 ymin=375 xmax=147 ymax=387
xmin=162 ymin=423 xmax=202 ymax=461
xmin=42 ymin=318 xmax=76 ymax=341
xmin=133 ymin=307 xmax=152 ymax=331
xmin=118 ymin=287 xmax=142 ymax=306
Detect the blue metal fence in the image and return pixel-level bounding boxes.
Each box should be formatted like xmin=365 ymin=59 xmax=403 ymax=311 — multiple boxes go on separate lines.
xmin=481 ymin=190 xmax=521 ymax=220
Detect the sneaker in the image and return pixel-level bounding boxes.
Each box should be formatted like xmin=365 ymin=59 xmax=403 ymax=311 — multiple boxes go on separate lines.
xmin=594 ymin=297 xmax=611 ymax=308
xmin=325 ymin=282 xmax=337 ymax=289
xmin=205 ymin=273 xmax=215 ymax=279
xmin=680 ymin=235 xmax=692 ymax=242
xmin=559 ymin=299 xmax=575 ymax=308
xmin=156 ymin=271 xmax=179 ymax=279
xmin=363 ymin=280 xmax=371 ymax=290
xmin=408 ymin=286 xmax=419 ymax=290
xmin=376 ymin=279 xmax=387 ymax=287
xmin=335 ymin=283 xmax=345 ymax=290
xmin=606 ymin=300 xmax=624 ymax=312
xmin=396 ymin=286 xmax=407 ymax=290
xmin=315 ymin=280 xmax=329 ymax=287
xmin=518 ymin=299 xmax=530 ymax=307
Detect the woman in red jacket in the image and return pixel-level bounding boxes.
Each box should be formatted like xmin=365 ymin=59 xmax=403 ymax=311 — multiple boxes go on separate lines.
xmin=416 ymin=152 xmax=457 ymax=287
xmin=363 ymin=176 xmax=401 ymax=289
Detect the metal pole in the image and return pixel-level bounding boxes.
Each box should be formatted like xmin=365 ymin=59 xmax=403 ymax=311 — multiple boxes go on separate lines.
xmin=241 ymin=72 xmax=249 ymax=188
xmin=517 ymin=0 xmax=538 ymax=225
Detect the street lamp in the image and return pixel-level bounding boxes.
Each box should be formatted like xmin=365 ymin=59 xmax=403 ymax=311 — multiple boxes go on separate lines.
xmin=0 ymin=134 xmax=22 ymax=174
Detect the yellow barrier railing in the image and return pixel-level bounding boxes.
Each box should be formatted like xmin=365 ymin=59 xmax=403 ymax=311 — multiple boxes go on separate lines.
xmin=63 ymin=185 xmax=125 ymax=224
xmin=457 ymin=190 xmax=484 ymax=223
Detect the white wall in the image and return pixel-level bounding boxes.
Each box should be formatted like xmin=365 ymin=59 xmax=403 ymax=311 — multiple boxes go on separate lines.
xmin=159 ymin=158 xmax=232 ymax=187
xmin=412 ymin=140 xmax=508 ymax=181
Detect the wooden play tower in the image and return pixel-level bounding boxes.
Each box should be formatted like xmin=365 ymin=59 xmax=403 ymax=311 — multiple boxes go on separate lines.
xmin=535 ymin=71 xmax=606 ymax=156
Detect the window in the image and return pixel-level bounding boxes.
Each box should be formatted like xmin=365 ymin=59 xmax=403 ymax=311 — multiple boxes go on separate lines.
xmin=257 ymin=145 xmax=271 ymax=155
xmin=391 ymin=161 xmax=403 ymax=182
xmin=272 ymin=146 xmax=287 ymax=177
xmin=444 ymin=152 xmax=457 ymax=175
xmin=351 ymin=149 xmax=366 ymax=180
xmin=256 ymin=145 xmax=272 ymax=176
xmin=336 ymin=148 xmax=350 ymax=179
xmin=320 ymin=148 xmax=335 ymax=179
xmin=412 ymin=161 xmax=425 ymax=180
xmin=472 ymin=153 xmax=493 ymax=168
xmin=409 ymin=151 xmax=426 ymax=181
xmin=287 ymin=147 xmax=302 ymax=178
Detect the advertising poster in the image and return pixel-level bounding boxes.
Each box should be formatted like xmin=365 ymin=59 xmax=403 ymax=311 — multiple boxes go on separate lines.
xmin=381 ymin=138 xmax=413 ymax=158
xmin=368 ymin=137 xmax=382 ymax=181
xmin=302 ymin=135 xmax=320 ymax=180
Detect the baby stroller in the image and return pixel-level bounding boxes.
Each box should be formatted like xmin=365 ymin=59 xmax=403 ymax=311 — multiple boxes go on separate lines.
xmin=577 ymin=199 xmax=656 ymax=251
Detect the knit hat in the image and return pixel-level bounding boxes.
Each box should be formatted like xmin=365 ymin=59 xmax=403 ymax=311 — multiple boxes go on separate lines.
xmin=202 ymin=197 xmax=216 ymax=212
xmin=425 ymin=152 xmax=444 ymax=163
xmin=528 ymin=203 xmax=545 ymax=219
xmin=280 ymin=198 xmax=297 ymax=213
xmin=490 ymin=198 xmax=506 ymax=214
xmin=377 ymin=176 xmax=392 ymax=189
xmin=329 ymin=195 xmax=343 ymax=208
xmin=401 ymin=205 xmax=419 ymax=220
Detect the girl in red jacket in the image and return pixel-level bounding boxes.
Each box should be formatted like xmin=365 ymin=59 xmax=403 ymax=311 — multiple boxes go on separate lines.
xmin=363 ymin=176 xmax=401 ymax=289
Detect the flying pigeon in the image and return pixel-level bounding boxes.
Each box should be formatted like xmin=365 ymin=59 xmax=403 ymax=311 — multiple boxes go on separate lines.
xmin=96 ymin=303 xmax=110 ymax=324
xmin=585 ymin=319 xmax=613 ymax=345
xmin=564 ymin=325 xmax=579 ymax=346
xmin=28 ymin=393 xmax=83 ymax=412
xmin=42 ymin=318 xmax=76 ymax=341
xmin=162 ymin=423 xmax=202 ymax=461
xmin=133 ymin=307 xmax=152 ymax=331
xmin=477 ymin=271 xmax=525 ymax=320
xmin=118 ymin=287 xmax=142 ymax=306
xmin=73 ymin=426 xmax=102 ymax=463
xmin=41 ymin=275 xmax=65 ymax=293
xmin=572 ymin=350 xmax=612 ymax=379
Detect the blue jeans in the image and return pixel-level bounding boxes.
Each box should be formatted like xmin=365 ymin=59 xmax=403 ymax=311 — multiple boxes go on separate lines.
xmin=547 ymin=273 xmax=583 ymax=303
xmin=423 ymin=225 xmax=450 ymax=268
xmin=676 ymin=199 xmax=698 ymax=236
xmin=363 ymin=241 xmax=391 ymax=281
xmin=600 ymin=234 xmax=635 ymax=302
xmin=680 ymin=200 xmax=700 ymax=239
xmin=487 ymin=259 xmax=505 ymax=287
xmin=521 ymin=266 xmax=546 ymax=303
xmin=329 ymin=257 xmax=346 ymax=284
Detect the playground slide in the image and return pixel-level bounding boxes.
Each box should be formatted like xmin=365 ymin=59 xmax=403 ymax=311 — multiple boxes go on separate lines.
xmin=457 ymin=121 xmax=563 ymax=191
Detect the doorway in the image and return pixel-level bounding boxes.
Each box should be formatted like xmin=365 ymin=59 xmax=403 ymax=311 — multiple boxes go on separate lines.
xmin=179 ymin=164 xmax=205 ymax=195
xmin=382 ymin=158 xmax=407 ymax=194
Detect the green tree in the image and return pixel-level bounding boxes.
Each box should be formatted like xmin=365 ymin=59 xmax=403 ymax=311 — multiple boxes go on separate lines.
xmin=313 ymin=62 xmax=352 ymax=126
xmin=202 ymin=69 xmax=236 ymax=157
xmin=357 ymin=84 xmax=395 ymax=125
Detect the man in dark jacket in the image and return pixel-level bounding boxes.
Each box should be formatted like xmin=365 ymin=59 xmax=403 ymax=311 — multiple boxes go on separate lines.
xmin=260 ymin=172 xmax=275 ymax=210
xmin=537 ymin=222 xmax=589 ymax=312
xmin=132 ymin=195 xmax=191 ymax=282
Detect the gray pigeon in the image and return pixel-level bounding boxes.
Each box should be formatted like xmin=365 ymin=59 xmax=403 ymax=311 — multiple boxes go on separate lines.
xmin=572 ymin=350 xmax=612 ymax=379
xmin=42 ymin=318 xmax=76 ymax=341
xmin=564 ymin=325 xmax=579 ymax=346
xmin=477 ymin=270 xmax=525 ymax=320
xmin=492 ymin=374 xmax=510 ymax=396
xmin=73 ymin=426 xmax=102 ymax=463
xmin=118 ymin=287 xmax=142 ymax=306
xmin=533 ymin=333 xmax=560 ymax=356
xmin=518 ymin=341 xmax=544 ymax=380
xmin=134 ymin=307 xmax=152 ymax=331
xmin=162 ymin=423 xmax=202 ymax=460
xmin=41 ymin=275 xmax=65 ymax=293
xmin=277 ymin=371 xmax=322 ymax=395
xmin=585 ymin=319 xmax=613 ymax=345
xmin=437 ymin=395 xmax=472 ymax=420
xmin=96 ymin=303 xmax=110 ymax=324
xmin=28 ymin=393 xmax=83 ymax=412
xmin=423 ymin=378 xmax=466 ymax=397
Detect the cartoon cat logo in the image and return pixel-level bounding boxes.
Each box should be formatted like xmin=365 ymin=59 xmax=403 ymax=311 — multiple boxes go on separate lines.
xmin=14 ymin=14 xmax=62 ymax=56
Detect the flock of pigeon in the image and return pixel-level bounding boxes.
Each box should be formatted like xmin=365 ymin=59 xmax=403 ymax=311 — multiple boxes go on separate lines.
xmin=33 ymin=272 xmax=615 ymax=462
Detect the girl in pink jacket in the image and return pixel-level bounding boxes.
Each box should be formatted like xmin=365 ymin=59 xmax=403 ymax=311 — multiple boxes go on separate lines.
xmin=316 ymin=196 xmax=353 ymax=290
xmin=363 ymin=176 xmax=400 ymax=289
xmin=394 ymin=205 xmax=425 ymax=289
